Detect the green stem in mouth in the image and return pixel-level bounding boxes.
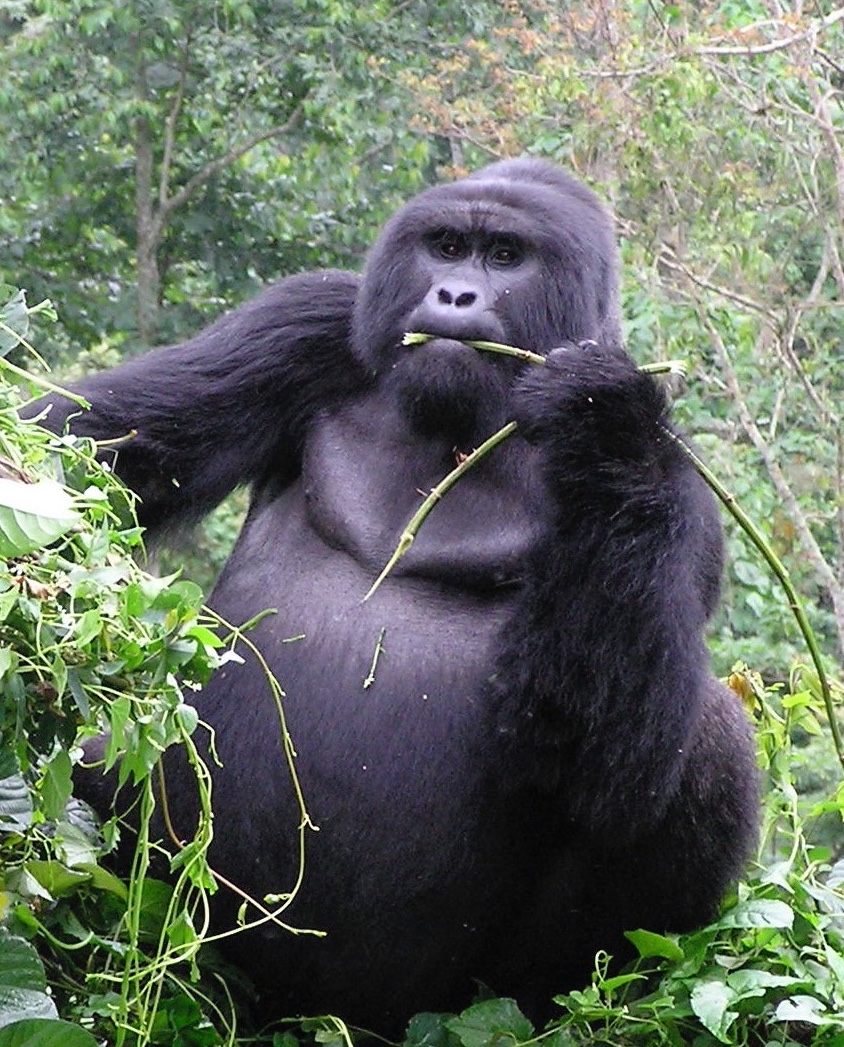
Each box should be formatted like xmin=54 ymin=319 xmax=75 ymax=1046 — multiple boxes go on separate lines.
xmin=402 ymin=331 xmax=686 ymax=377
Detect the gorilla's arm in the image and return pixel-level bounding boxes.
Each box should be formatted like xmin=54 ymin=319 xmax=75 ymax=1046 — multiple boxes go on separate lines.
xmin=498 ymin=347 xmax=751 ymax=840
xmin=28 ymin=270 xmax=363 ymax=533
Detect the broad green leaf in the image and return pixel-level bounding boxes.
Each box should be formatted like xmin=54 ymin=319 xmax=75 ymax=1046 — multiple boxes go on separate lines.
xmin=24 ymin=861 xmax=90 ymax=898
xmin=717 ymin=898 xmax=794 ymax=930
xmin=0 ymin=988 xmax=57 ymax=1030
xmin=625 ymin=928 xmax=684 ymax=962
xmin=0 ymin=592 xmax=18 ymax=624
xmin=53 ymin=823 xmax=98 ymax=869
xmin=689 ymin=979 xmax=738 ymax=1043
xmin=405 ymin=1012 xmax=461 ymax=1047
xmin=0 ymin=478 xmax=79 ymax=558
xmin=0 ymin=937 xmax=46 ymax=992
xmin=598 ymin=972 xmax=647 ymax=993
xmin=65 ymin=670 xmax=90 ymax=719
xmin=176 ymin=703 xmax=199 ymax=736
xmin=72 ymin=608 xmax=102 ymax=648
xmin=446 ymin=999 xmax=534 ymax=1047
xmin=0 ymin=290 xmax=29 ymax=356
xmin=0 ymin=649 xmax=17 ymax=681
xmin=727 ymin=968 xmax=801 ymax=996
xmin=774 ymin=995 xmax=829 ymax=1025
xmin=825 ymin=945 xmax=844 ymax=987
xmin=0 ymin=1018 xmax=98 ymax=1046
xmin=74 ymin=863 xmax=128 ymax=901
xmin=40 ymin=750 xmax=72 ymax=822
xmin=272 ymin=1033 xmax=303 ymax=1047
xmin=185 ymin=624 xmax=225 ymax=648
xmin=0 ymin=775 xmax=32 ymax=831
xmin=136 ymin=879 xmax=175 ymax=940
xmin=166 ymin=910 xmax=198 ymax=950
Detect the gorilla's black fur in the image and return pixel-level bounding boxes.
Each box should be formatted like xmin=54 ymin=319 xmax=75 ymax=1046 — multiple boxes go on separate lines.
xmin=35 ymin=160 xmax=758 ymax=1034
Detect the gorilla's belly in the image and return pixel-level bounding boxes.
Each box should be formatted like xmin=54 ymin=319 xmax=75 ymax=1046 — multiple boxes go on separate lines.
xmin=174 ymin=491 xmax=521 ymax=1024
xmin=194 ymin=486 xmax=516 ymax=870
xmin=210 ymin=482 xmax=516 ymax=706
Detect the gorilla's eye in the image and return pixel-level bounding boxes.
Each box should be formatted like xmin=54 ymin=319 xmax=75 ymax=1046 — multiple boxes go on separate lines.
xmin=488 ymin=240 xmax=523 ymax=267
xmin=430 ymin=232 xmax=468 ymax=260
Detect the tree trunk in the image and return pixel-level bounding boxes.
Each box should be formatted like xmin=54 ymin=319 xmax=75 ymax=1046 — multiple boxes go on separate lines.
xmin=134 ymin=60 xmax=160 ymax=348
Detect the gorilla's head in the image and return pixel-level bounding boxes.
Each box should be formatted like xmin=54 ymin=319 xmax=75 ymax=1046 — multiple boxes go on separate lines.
xmin=351 ymin=159 xmax=621 ymax=441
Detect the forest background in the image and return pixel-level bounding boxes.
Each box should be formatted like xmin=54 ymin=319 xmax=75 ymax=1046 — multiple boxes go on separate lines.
xmin=1 ymin=1 xmax=844 ymax=1045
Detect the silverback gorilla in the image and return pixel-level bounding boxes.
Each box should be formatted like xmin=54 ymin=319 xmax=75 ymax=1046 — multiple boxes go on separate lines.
xmin=36 ymin=160 xmax=758 ymax=1034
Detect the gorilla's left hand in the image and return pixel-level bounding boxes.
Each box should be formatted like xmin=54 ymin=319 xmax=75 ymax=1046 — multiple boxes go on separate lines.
xmin=512 ymin=343 xmax=672 ymax=479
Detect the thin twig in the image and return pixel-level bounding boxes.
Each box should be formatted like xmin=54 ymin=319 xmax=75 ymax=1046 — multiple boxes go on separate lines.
xmin=363 ymin=421 xmax=518 ymax=601
xmin=664 ymin=428 xmax=843 ymax=768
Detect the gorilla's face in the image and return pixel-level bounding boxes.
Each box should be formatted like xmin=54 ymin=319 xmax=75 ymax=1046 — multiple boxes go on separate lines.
xmin=351 ymin=161 xmax=621 ymax=442
xmin=385 ymin=218 xmax=540 ymax=440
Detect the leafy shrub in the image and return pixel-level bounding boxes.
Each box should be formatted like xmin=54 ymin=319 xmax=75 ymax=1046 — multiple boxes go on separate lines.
xmin=0 ymin=286 xmax=226 ymax=1045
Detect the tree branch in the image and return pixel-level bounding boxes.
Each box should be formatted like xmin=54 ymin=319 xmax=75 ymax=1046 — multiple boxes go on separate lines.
xmin=694 ymin=6 xmax=844 ymax=56
xmin=697 ymin=307 xmax=844 ymax=655
xmin=155 ymin=101 xmax=307 ymax=234
xmin=655 ymin=243 xmax=769 ymax=315
xmin=159 ymin=9 xmax=197 ymax=210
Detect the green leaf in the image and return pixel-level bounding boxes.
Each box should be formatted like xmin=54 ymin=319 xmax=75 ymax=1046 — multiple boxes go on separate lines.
xmin=446 ymin=999 xmax=534 ymax=1047
xmin=625 ymin=928 xmax=684 ymax=962
xmin=689 ymin=978 xmax=738 ymax=1043
xmin=405 ymin=1012 xmax=461 ymax=1047
xmin=774 ymin=995 xmax=829 ymax=1025
xmin=0 ymin=1018 xmax=98 ymax=1046
xmin=0 ymin=592 xmax=19 ymax=624
xmin=717 ymin=898 xmax=794 ymax=929
xmin=24 ymin=861 xmax=90 ymax=898
xmin=185 ymin=624 xmax=224 ymax=648
xmin=0 ymin=939 xmax=57 ymax=1030
xmin=0 ymin=478 xmax=79 ymax=558
xmin=272 ymin=1033 xmax=301 ymax=1047
xmin=40 ymin=750 xmax=72 ymax=822
xmin=72 ymin=608 xmax=102 ymax=648
xmin=72 ymin=863 xmax=127 ymax=900
xmin=0 ymin=937 xmax=46 ymax=992
xmin=0 ymin=290 xmax=30 ymax=356
xmin=53 ymin=823 xmax=98 ymax=869
xmin=0 ymin=990 xmax=57 ymax=1031
xmin=175 ymin=703 xmax=199 ymax=736
xmin=0 ymin=648 xmax=18 ymax=681
xmin=598 ymin=972 xmax=647 ymax=993
xmin=166 ymin=910 xmax=198 ymax=950
xmin=0 ymin=775 xmax=32 ymax=831
xmin=136 ymin=879 xmax=175 ymax=940
xmin=726 ymin=968 xmax=801 ymax=996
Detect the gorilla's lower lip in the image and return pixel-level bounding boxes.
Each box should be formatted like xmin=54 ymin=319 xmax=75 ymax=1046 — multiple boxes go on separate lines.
xmin=410 ymin=336 xmax=478 ymax=354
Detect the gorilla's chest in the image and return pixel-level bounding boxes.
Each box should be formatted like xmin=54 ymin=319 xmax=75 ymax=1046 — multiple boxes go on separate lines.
xmin=300 ymin=402 xmax=545 ymax=590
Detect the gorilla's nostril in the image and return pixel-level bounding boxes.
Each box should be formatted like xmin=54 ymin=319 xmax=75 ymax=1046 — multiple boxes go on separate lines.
xmin=455 ymin=292 xmax=477 ymax=308
xmin=437 ymin=288 xmax=453 ymax=305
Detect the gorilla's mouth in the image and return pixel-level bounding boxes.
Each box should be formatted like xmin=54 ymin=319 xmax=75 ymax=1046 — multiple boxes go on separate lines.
xmin=388 ymin=332 xmax=514 ymax=442
xmin=409 ymin=335 xmax=478 ymax=357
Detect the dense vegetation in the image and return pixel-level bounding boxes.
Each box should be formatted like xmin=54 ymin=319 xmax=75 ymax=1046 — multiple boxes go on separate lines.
xmin=1 ymin=1 xmax=844 ymax=1044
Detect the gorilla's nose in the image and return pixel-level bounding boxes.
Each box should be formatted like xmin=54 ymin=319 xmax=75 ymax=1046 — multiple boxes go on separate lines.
xmin=436 ymin=287 xmax=477 ymax=308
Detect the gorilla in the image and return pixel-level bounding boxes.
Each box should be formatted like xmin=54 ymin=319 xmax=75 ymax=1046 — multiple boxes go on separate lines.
xmin=35 ymin=159 xmax=758 ymax=1035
